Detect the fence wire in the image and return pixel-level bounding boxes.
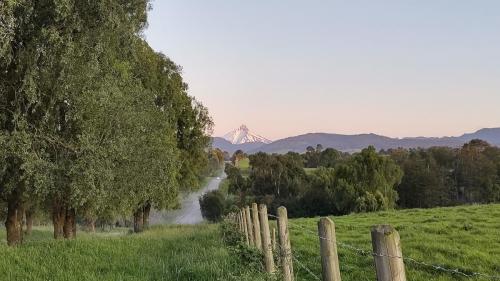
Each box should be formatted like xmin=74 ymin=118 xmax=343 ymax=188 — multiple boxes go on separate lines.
xmin=272 ymin=233 xmax=321 ymax=281
xmin=265 ymin=213 xmax=500 ymax=280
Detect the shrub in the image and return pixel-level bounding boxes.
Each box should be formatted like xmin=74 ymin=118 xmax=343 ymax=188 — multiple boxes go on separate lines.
xmin=199 ymin=190 xmax=225 ymax=222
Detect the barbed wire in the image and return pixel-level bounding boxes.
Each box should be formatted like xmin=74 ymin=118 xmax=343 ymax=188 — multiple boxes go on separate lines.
xmin=265 ymin=213 xmax=500 ymax=280
xmin=234 ymin=211 xmax=500 ymax=280
xmin=292 ymin=255 xmax=321 ymax=281
xmin=273 ymin=234 xmax=321 ymax=281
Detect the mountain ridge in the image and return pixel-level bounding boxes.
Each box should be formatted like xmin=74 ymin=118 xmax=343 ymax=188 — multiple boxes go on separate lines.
xmin=212 ymin=127 xmax=500 ymax=154
xmin=222 ymin=124 xmax=271 ymax=144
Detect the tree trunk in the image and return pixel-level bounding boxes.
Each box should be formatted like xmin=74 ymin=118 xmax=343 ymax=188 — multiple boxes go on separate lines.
xmin=25 ymin=209 xmax=34 ymax=236
xmin=63 ymin=208 xmax=76 ymax=239
xmin=143 ymin=203 xmax=151 ymax=230
xmin=133 ymin=208 xmax=144 ymax=233
xmin=52 ymin=201 xmax=65 ymax=239
xmin=5 ymin=197 xmax=22 ymax=246
xmin=18 ymin=204 xmax=25 ymax=242
xmin=85 ymin=217 xmax=96 ymax=232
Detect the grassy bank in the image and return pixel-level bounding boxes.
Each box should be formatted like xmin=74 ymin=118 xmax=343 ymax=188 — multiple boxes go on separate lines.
xmin=0 ymin=224 xmax=269 ymax=281
xmin=283 ymin=203 xmax=500 ymax=280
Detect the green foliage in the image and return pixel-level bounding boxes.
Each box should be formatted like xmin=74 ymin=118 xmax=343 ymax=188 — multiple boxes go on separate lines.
xmin=235 ymin=147 xmax=402 ymax=217
xmin=230 ymin=141 xmax=500 ymax=218
xmin=199 ymin=190 xmax=226 ymax=222
xmin=220 ymin=221 xmax=264 ymax=269
xmin=303 ymin=146 xmax=346 ymax=168
xmin=225 ymin=164 xmax=248 ymax=195
xmin=390 ymin=140 xmax=500 ymax=209
xmin=455 ymin=139 xmax=500 ymax=203
xmin=0 ymin=0 xmax=213 ymax=242
xmin=249 ymin=152 xmax=307 ymax=199
xmin=204 ymin=148 xmax=225 ymax=177
xmin=395 ymin=148 xmax=454 ymax=208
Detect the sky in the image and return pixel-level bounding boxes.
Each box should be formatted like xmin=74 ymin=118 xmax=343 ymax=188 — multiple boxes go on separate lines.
xmin=144 ymin=0 xmax=500 ymax=140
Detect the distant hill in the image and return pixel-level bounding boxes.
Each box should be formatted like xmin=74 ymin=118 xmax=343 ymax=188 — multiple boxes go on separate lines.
xmin=212 ymin=127 xmax=500 ymax=154
xmin=459 ymin=128 xmax=500 ymax=145
xmin=211 ymin=137 xmax=267 ymax=154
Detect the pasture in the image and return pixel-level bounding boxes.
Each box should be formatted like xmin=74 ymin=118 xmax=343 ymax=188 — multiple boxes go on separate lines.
xmin=284 ymin=204 xmax=500 ymax=280
xmin=0 ymin=225 xmax=269 ymax=281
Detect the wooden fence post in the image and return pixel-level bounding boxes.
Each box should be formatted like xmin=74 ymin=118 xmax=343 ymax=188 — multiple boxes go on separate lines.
xmin=252 ymin=203 xmax=262 ymax=251
xmin=241 ymin=209 xmax=249 ymax=245
xmin=259 ymin=204 xmax=275 ymax=273
xmin=371 ymin=225 xmax=406 ymax=281
xmin=245 ymin=206 xmax=254 ymax=246
xmin=277 ymin=206 xmax=294 ymax=281
xmin=318 ymin=217 xmax=341 ymax=281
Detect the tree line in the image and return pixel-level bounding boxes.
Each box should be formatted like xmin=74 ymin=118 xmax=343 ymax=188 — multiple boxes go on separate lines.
xmin=223 ymin=140 xmax=500 ymax=218
xmin=0 ymin=1 xmax=213 ymax=246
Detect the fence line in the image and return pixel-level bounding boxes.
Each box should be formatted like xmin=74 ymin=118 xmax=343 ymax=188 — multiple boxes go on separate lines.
xmin=292 ymin=253 xmax=322 ymax=281
xmin=281 ymin=219 xmax=500 ymax=280
xmin=272 ymin=223 xmax=322 ymax=281
xmin=227 ymin=205 xmax=500 ymax=281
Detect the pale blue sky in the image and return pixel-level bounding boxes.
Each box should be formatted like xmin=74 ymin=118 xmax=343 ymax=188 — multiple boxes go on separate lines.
xmin=144 ymin=0 xmax=500 ymax=140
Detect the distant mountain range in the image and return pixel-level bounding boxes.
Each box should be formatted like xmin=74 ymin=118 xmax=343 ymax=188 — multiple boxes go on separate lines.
xmin=212 ymin=127 xmax=500 ymax=154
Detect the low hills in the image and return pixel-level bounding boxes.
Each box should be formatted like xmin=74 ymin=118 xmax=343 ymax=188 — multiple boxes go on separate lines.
xmin=213 ymin=127 xmax=500 ymax=154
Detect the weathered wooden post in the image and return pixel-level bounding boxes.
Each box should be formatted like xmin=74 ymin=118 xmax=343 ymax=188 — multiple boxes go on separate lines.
xmin=259 ymin=204 xmax=275 ymax=273
xmin=371 ymin=225 xmax=406 ymax=281
xmin=245 ymin=206 xmax=254 ymax=246
xmin=277 ymin=206 xmax=294 ymax=281
xmin=242 ymin=209 xmax=249 ymax=245
xmin=318 ymin=217 xmax=341 ymax=281
xmin=252 ymin=203 xmax=262 ymax=251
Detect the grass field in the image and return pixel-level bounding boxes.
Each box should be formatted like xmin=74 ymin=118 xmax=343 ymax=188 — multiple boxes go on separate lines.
xmin=304 ymin=167 xmax=318 ymax=175
xmin=0 ymin=224 xmax=270 ymax=281
xmin=237 ymin=157 xmax=251 ymax=177
xmin=281 ymin=204 xmax=500 ymax=281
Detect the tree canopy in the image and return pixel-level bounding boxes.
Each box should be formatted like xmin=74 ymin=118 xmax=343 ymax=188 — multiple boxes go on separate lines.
xmin=0 ymin=0 xmax=212 ymax=245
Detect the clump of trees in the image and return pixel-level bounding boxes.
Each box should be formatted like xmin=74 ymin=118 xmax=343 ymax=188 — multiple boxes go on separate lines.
xmin=387 ymin=139 xmax=500 ymax=208
xmin=223 ymin=140 xmax=500 ymax=218
xmin=205 ymin=148 xmax=225 ymax=177
xmin=199 ymin=190 xmax=226 ymax=222
xmin=224 ymin=146 xmax=402 ymax=217
xmin=0 ymin=1 xmax=212 ymax=246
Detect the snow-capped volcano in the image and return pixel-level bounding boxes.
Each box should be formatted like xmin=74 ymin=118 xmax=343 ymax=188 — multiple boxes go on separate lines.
xmin=223 ymin=125 xmax=272 ymax=144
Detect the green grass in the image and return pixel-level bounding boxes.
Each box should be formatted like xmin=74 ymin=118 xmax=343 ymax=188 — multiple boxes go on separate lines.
xmin=237 ymin=158 xmax=251 ymax=177
xmin=304 ymin=168 xmax=317 ymax=175
xmin=279 ymin=204 xmax=500 ymax=281
xmin=237 ymin=157 xmax=250 ymax=169
xmin=218 ymin=178 xmax=231 ymax=196
xmin=0 ymin=224 xmax=270 ymax=281
xmin=4 ymin=204 xmax=498 ymax=281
